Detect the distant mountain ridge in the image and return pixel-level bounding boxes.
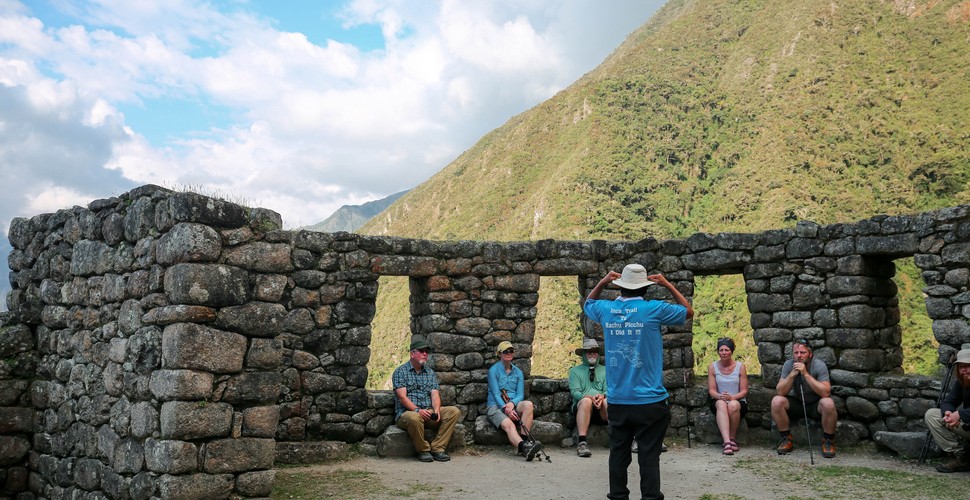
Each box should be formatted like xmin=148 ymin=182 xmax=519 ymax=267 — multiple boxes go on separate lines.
xmin=304 ymin=190 xmax=408 ymax=233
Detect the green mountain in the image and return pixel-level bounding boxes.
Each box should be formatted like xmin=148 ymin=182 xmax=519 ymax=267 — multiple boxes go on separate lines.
xmin=359 ymin=0 xmax=970 ymax=388
xmin=304 ymin=190 xmax=408 ymax=233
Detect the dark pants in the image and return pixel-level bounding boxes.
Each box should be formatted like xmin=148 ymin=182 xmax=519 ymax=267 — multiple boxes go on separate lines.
xmin=607 ymin=401 xmax=670 ymax=500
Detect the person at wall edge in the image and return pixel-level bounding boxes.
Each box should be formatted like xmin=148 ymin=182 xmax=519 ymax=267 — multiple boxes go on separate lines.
xmin=392 ymin=336 xmax=461 ymax=463
xmin=923 ymin=348 xmax=970 ymax=473
xmin=583 ymin=264 xmax=693 ymax=500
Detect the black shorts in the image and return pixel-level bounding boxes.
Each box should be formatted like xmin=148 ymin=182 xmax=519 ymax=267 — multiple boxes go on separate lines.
xmin=707 ymin=399 xmax=748 ymax=419
xmin=785 ymin=395 xmax=822 ymax=420
xmin=572 ymin=402 xmax=608 ymax=425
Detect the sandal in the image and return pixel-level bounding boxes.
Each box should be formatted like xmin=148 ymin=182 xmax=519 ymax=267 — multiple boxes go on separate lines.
xmin=729 ymin=440 xmax=739 ymax=452
xmin=722 ymin=442 xmax=734 ymax=455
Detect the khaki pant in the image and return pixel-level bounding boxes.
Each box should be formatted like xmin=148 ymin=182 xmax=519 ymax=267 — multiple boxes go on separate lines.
xmin=924 ymin=408 xmax=970 ymax=455
xmin=397 ymin=406 xmax=461 ymax=453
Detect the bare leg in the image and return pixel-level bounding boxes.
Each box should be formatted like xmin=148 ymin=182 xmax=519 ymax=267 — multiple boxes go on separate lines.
xmin=818 ymin=397 xmax=837 ymax=434
xmin=576 ymin=398 xmax=593 ymax=437
xmin=770 ymin=395 xmax=790 ymax=431
xmin=714 ymin=400 xmax=732 ymax=443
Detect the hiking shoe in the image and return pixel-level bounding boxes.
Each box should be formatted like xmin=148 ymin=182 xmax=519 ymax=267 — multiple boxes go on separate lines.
xmin=935 ymin=455 xmax=970 ymax=473
xmin=430 ymin=451 xmax=451 ymax=462
xmin=631 ymin=440 xmax=638 ymax=453
xmin=416 ymin=451 xmax=433 ymax=463
xmin=661 ymin=442 xmax=667 ymax=453
xmin=522 ymin=440 xmax=543 ymax=461
xmin=821 ymin=438 xmax=836 ymax=459
xmin=577 ymin=441 xmax=592 ymax=457
xmin=776 ymin=436 xmax=794 ymax=455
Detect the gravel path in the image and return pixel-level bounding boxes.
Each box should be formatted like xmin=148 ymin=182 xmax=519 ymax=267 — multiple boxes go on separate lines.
xmin=282 ymin=440 xmax=938 ymax=499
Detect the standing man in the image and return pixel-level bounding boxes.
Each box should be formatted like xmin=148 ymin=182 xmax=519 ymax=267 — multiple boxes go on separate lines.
xmin=584 ymin=264 xmax=693 ymax=500
xmin=924 ymin=348 xmax=970 ymax=472
xmin=569 ymin=338 xmax=608 ymax=458
xmin=393 ymin=336 xmax=462 ymax=463
xmin=770 ymin=338 xmax=838 ymax=458
xmin=486 ymin=341 xmax=543 ymax=461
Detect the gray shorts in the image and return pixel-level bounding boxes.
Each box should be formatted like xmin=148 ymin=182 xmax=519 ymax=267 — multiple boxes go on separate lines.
xmin=486 ymin=405 xmax=512 ymax=428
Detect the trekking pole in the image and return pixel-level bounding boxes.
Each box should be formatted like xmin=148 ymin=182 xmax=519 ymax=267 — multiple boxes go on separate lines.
xmin=501 ymin=389 xmax=551 ymax=462
xmin=681 ymin=348 xmax=691 ymax=448
xmin=918 ymin=353 xmax=957 ymax=465
xmin=798 ymin=377 xmax=815 ymax=466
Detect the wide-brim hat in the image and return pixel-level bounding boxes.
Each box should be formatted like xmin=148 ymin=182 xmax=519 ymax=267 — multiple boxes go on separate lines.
xmin=612 ymin=264 xmax=655 ymax=290
xmin=409 ymin=336 xmax=431 ymax=352
xmin=956 ymin=349 xmax=970 ymax=365
xmin=575 ymin=338 xmax=602 ymax=356
xmin=496 ymin=341 xmax=514 ymax=355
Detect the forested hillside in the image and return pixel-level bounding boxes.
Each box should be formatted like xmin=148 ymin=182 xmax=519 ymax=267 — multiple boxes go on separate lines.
xmin=360 ymin=0 xmax=970 ymax=388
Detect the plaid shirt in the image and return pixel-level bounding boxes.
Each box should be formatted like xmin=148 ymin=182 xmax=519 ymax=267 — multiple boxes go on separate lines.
xmin=392 ymin=361 xmax=440 ymax=420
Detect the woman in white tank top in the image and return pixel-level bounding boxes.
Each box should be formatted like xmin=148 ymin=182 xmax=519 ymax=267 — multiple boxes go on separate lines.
xmin=707 ymin=337 xmax=749 ymax=455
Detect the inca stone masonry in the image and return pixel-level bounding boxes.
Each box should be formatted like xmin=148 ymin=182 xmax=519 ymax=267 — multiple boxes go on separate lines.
xmin=1 ymin=185 xmax=969 ymax=498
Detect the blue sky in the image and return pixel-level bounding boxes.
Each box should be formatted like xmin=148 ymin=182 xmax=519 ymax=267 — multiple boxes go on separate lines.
xmin=0 ymin=0 xmax=664 ymax=308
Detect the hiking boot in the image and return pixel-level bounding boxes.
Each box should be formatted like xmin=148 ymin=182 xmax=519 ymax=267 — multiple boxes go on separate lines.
xmin=522 ymin=440 xmax=543 ymax=461
xmin=577 ymin=441 xmax=592 ymax=457
xmin=935 ymin=454 xmax=970 ymax=473
xmin=430 ymin=451 xmax=450 ymax=462
xmin=416 ymin=451 xmax=433 ymax=463
xmin=776 ymin=435 xmax=794 ymax=455
xmin=821 ymin=438 xmax=836 ymax=459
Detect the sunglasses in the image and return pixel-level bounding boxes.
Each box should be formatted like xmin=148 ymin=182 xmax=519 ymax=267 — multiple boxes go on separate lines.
xmin=718 ymin=337 xmax=732 ymax=342
xmin=414 ymin=348 xmax=431 ymax=354
xmin=793 ymin=339 xmax=809 ymax=346
xmin=501 ymin=348 xmax=514 ymax=355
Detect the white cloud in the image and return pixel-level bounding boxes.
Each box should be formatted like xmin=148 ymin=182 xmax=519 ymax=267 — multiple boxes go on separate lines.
xmin=0 ymin=0 xmax=662 ymax=235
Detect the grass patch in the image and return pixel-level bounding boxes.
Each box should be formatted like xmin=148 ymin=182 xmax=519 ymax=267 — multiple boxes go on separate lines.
xmin=731 ymin=456 xmax=961 ymax=499
xmin=273 ymin=467 xmax=443 ymax=499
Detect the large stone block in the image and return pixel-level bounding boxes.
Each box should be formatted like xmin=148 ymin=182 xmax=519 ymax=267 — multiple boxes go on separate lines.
xmin=164 ymin=191 xmax=250 ymax=228
xmin=275 ymin=441 xmax=349 ymax=464
xmin=158 ymin=473 xmax=234 ymax=500
xmin=203 ymin=438 xmax=274 ymax=473
xmin=156 ymin=223 xmax=221 ymax=264
xmin=162 ymin=323 xmax=246 ymax=373
xmin=145 ymin=439 xmax=198 ymax=474
xmin=160 ymin=401 xmax=232 ymax=440
xmin=0 ymin=407 xmax=35 ymax=433
xmin=873 ymin=431 xmax=929 ymax=459
xmin=932 ymin=319 xmax=970 ymax=345
xmin=215 ymin=302 xmax=287 ymax=337
xmin=236 ymin=470 xmax=276 ymax=497
xmin=376 ymin=424 xmax=466 ymax=457
xmin=150 ymin=369 xmax=214 ymax=401
xmin=222 ymin=372 xmax=281 ymax=404
xmin=164 ymin=263 xmax=250 ymax=307
xmin=224 ymin=242 xmax=293 ymax=273
xmin=0 ymin=435 xmax=30 ymax=466
xmin=242 ymin=406 xmax=279 ymax=438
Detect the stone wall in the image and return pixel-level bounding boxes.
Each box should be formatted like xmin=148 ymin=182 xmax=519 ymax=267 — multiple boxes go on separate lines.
xmin=1 ymin=184 xmax=968 ymax=498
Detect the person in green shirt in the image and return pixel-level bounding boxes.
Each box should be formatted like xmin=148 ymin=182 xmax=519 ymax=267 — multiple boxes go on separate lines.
xmin=569 ymin=338 xmax=608 ymax=457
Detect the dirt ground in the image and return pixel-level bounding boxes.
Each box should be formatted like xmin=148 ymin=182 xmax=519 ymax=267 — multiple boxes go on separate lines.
xmin=279 ymin=440 xmax=950 ymax=499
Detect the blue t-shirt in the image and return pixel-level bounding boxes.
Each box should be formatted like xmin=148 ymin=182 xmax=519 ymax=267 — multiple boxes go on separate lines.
xmin=583 ymin=296 xmax=687 ymax=405
xmin=487 ymin=361 xmax=524 ymax=408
